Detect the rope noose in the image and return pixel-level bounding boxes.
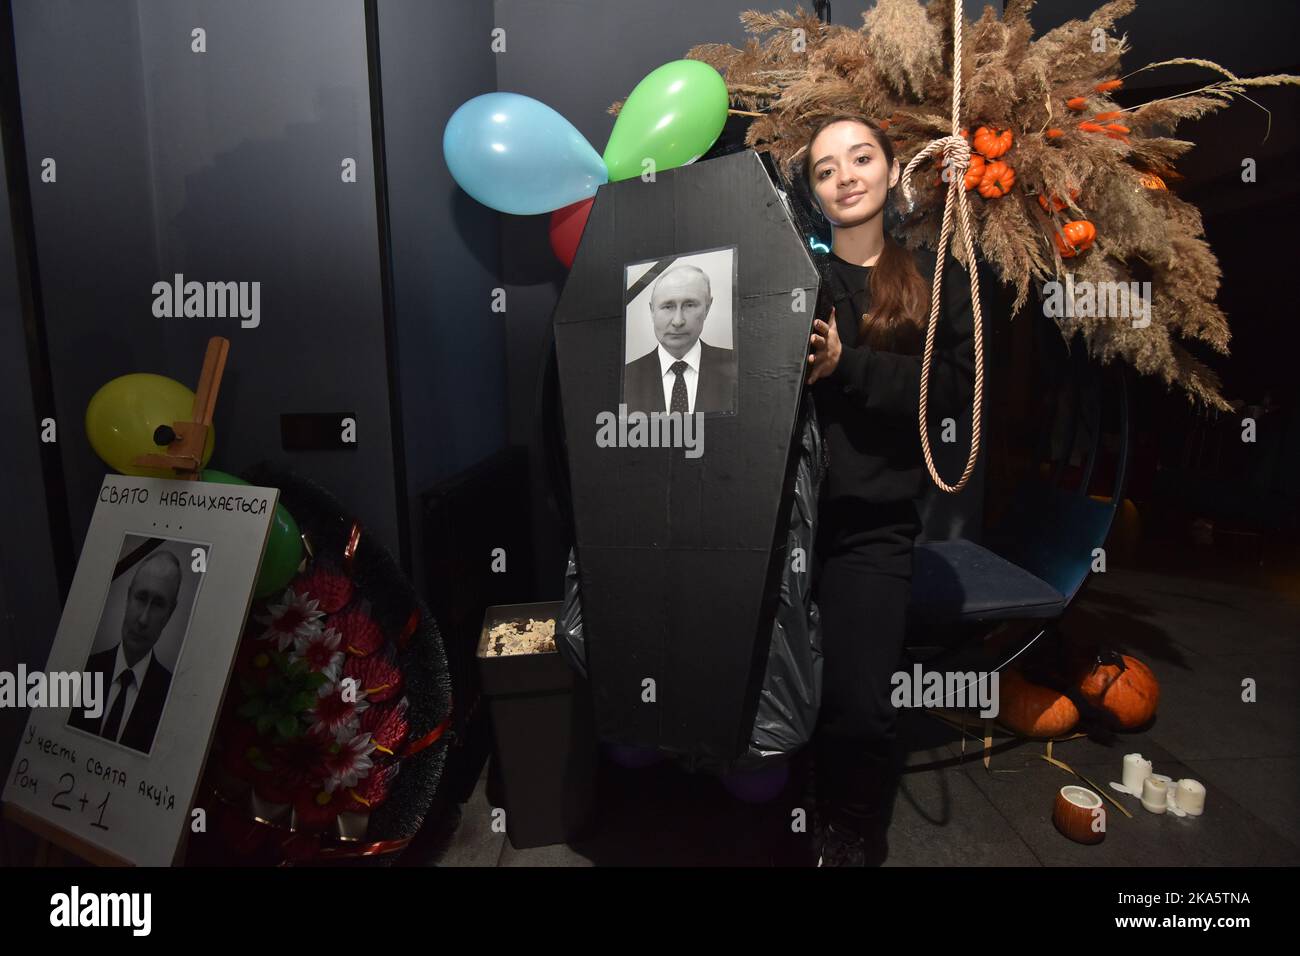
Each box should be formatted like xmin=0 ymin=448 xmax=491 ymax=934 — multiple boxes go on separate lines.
xmin=898 ymin=0 xmax=986 ymax=494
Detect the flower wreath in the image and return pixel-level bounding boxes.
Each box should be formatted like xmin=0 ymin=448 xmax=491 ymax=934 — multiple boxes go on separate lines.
xmin=192 ymin=466 xmax=453 ymax=865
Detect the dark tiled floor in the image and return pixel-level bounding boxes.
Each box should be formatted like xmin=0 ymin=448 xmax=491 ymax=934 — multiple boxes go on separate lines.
xmin=429 ymin=537 xmax=1300 ymax=866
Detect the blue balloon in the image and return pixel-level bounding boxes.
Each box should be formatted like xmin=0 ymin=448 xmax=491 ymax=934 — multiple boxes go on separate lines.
xmin=443 ymin=92 xmax=608 ymax=215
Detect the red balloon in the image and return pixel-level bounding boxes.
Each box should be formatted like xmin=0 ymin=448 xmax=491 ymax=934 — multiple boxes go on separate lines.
xmin=549 ymin=196 xmax=594 ymax=268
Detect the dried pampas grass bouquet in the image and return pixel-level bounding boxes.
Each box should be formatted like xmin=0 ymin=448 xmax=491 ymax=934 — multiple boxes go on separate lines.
xmin=628 ymin=0 xmax=1300 ymax=410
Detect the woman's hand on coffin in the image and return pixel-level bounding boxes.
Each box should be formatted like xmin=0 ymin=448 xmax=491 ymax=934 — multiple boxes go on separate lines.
xmin=807 ymin=310 xmax=842 ymax=384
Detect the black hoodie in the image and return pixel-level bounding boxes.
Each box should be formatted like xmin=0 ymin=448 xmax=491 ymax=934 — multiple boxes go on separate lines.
xmin=810 ymin=245 xmax=979 ymax=508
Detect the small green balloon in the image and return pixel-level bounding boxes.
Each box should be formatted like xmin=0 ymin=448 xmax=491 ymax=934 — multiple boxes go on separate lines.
xmin=85 ymin=373 xmax=216 ymax=477
xmin=201 ymin=470 xmax=303 ymax=599
xmin=603 ymin=60 xmax=729 ymax=182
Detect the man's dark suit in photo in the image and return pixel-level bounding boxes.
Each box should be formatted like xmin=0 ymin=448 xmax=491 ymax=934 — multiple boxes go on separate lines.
xmin=624 ymin=340 xmax=737 ymax=414
xmin=68 ymin=646 xmax=172 ymax=754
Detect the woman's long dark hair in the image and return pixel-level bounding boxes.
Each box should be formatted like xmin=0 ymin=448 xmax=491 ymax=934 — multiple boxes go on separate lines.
xmin=799 ymin=113 xmax=929 ymax=354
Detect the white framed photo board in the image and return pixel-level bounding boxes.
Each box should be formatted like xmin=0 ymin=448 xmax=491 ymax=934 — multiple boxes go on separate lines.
xmin=3 ymin=474 xmax=277 ymax=866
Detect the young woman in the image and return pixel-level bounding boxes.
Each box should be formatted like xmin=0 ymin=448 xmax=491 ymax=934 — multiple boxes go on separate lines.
xmin=800 ymin=114 xmax=978 ymax=866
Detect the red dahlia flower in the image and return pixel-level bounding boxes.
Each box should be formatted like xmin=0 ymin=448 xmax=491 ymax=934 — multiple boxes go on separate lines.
xmin=293 ymin=566 xmax=353 ymax=614
xmin=344 ymin=655 xmax=403 ymax=703
xmin=330 ymin=608 xmax=385 ymax=657
xmin=360 ymin=700 xmax=409 ymax=755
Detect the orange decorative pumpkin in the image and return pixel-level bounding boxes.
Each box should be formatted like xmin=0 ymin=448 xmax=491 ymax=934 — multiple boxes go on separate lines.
xmin=1078 ymin=655 xmax=1160 ymax=729
xmin=1054 ymin=219 xmax=1096 ymax=257
xmin=997 ymin=670 xmax=1080 ymax=739
xmin=978 ymin=160 xmax=1016 ymax=198
xmin=972 ymin=126 xmax=1013 ymax=159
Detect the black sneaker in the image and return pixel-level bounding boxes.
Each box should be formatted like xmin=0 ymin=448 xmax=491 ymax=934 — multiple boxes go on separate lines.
xmin=815 ymin=819 xmax=890 ymax=867
xmin=816 ymin=822 xmax=867 ymax=867
xmin=861 ymin=825 xmax=889 ymax=867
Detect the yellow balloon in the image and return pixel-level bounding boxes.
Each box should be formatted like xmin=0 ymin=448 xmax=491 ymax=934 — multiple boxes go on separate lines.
xmin=85 ymin=374 xmax=216 ymax=477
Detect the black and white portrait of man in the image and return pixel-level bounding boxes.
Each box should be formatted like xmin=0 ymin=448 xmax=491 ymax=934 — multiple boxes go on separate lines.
xmin=622 ymin=247 xmax=738 ymax=416
xmin=67 ymin=536 xmax=204 ymax=755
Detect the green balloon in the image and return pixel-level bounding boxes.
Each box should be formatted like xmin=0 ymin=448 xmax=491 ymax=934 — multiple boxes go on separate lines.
xmin=201 ymin=470 xmax=303 ymax=598
xmin=602 ymin=60 xmax=729 ymax=183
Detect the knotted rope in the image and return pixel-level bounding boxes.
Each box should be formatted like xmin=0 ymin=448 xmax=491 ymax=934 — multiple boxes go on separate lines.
xmin=897 ymin=0 xmax=985 ymax=494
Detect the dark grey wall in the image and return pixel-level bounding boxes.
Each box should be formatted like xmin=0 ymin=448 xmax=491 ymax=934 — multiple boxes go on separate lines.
xmin=11 ymin=0 xmax=401 ymax=554
xmin=376 ymin=0 xmax=506 ymax=592
xmin=0 ymin=91 xmax=63 ymax=793
xmin=1029 ymin=0 xmax=1298 ymax=84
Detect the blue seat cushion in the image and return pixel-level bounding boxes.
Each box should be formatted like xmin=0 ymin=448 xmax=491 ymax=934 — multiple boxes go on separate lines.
xmin=909 ymin=539 xmax=1066 ymax=624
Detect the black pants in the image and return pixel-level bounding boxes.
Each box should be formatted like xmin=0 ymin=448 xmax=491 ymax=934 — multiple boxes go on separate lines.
xmin=812 ymin=498 xmax=922 ymax=837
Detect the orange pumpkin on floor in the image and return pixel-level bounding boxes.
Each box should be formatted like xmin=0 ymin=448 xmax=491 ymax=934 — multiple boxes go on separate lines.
xmin=997 ymin=669 xmax=1080 ymax=738
xmin=1078 ymin=654 xmax=1160 ymax=729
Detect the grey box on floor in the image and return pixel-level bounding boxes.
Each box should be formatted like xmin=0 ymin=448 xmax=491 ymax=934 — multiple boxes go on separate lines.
xmin=477 ymin=602 xmax=597 ymax=849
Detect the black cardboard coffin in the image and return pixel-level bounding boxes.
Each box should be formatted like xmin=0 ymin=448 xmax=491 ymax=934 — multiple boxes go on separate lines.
xmin=553 ymin=150 xmax=820 ymax=762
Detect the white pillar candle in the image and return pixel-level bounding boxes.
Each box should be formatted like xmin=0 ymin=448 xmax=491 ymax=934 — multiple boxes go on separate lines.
xmin=1176 ymin=779 xmax=1206 ymax=816
xmin=1141 ymin=775 xmax=1168 ymax=814
xmin=1122 ymin=753 xmax=1152 ymax=793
